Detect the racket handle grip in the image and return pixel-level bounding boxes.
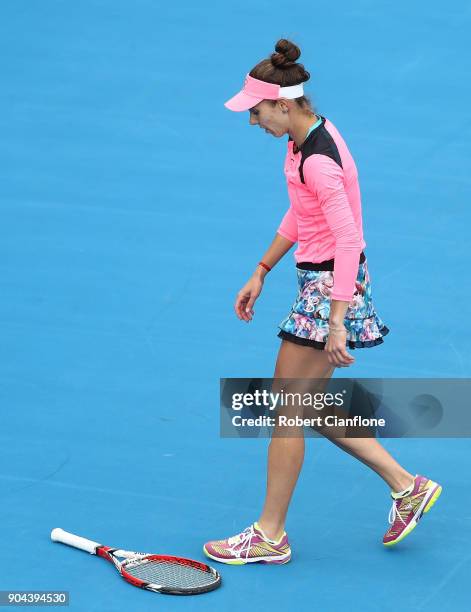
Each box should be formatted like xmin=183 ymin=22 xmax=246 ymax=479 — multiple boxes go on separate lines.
xmin=51 ymin=528 xmax=101 ymax=554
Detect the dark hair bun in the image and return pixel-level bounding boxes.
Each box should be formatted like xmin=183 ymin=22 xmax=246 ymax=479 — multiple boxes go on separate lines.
xmin=271 ymin=39 xmax=301 ymax=68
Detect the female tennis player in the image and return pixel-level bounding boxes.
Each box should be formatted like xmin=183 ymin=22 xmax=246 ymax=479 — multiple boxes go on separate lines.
xmin=203 ymin=39 xmax=442 ymax=565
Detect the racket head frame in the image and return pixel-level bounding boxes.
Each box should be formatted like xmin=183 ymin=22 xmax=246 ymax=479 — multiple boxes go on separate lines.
xmin=52 ymin=530 xmax=221 ymax=595
xmin=98 ymin=547 xmax=221 ymax=595
xmin=95 ymin=546 xmax=221 ymax=595
xmin=122 ymin=554 xmax=221 ymax=595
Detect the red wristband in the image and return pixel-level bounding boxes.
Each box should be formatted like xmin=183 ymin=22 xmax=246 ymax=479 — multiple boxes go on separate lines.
xmin=258 ymin=261 xmax=271 ymax=272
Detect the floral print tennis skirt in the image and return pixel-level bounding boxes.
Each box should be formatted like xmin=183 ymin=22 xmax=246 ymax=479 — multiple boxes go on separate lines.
xmin=277 ymin=252 xmax=390 ymax=350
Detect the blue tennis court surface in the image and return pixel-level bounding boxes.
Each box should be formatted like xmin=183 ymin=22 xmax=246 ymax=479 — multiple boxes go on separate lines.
xmin=1 ymin=1 xmax=470 ymax=610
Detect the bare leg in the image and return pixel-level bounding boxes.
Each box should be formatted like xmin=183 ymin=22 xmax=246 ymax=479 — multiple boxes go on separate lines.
xmin=327 ymin=437 xmax=414 ymax=493
xmin=257 ymin=341 xmax=335 ymax=540
xmin=257 ymin=341 xmax=415 ymax=541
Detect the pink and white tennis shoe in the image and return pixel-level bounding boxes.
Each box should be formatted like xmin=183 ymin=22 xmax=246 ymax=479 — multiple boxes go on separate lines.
xmin=203 ymin=522 xmax=291 ymax=565
xmin=383 ymin=474 xmax=442 ymax=546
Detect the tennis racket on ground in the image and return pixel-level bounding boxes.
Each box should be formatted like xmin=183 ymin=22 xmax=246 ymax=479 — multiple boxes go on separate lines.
xmin=51 ymin=528 xmax=221 ymax=595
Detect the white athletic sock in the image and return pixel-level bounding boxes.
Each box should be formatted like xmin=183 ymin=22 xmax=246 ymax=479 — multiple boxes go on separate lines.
xmin=391 ymin=475 xmax=417 ymax=499
xmin=254 ymin=521 xmax=285 ymax=544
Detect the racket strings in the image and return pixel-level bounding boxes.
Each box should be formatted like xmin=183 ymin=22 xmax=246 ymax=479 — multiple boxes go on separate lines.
xmin=125 ymin=559 xmax=217 ymax=589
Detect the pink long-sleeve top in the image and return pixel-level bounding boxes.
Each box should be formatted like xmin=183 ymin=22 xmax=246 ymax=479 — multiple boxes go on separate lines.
xmin=277 ymin=115 xmax=366 ymax=302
